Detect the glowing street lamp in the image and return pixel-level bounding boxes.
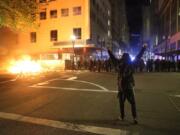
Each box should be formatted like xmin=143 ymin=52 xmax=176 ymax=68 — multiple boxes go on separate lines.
xmin=71 ymin=35 xmax=76 ymax=70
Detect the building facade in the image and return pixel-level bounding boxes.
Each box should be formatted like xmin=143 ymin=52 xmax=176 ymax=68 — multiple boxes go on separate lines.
xmin=18 ymin=0 xmax=111 ymax=61
xmin=153 ymin=0 xmax=180 ymax=60
xmin=109 ymin=0 xmax=129 ymax=54
xmin=119 ymin=0 xmax=129 ymax=50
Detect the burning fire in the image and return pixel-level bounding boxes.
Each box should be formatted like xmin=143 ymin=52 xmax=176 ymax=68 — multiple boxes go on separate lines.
xmin=6 ymin=54 xmax=65 ymax=75
xmin=7 ymin=55 xmax=42 ymax=74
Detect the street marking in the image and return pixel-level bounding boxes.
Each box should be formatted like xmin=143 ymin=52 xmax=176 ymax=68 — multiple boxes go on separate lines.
xmin=35 ymin=78 xmax=61 ymax=85
xmin=0 ymin=112 xmax=130 ymax=135
xmin=31 ymin=77 xmax=109 ymax=92
xmin=30 ymin=85 xmax=118 ymax=93
xmin=0 ymin=76 xmax=18 ymax=84
xmin=173 ymin=95 xmax=180 ymax=98
xmin=67 ymin=77 xmax=78 ymax=80
xmin=168 ymin=96 xmax=180 ymax=112
xmin=37 ymin=82 xmax=49 ymax=86
xmin=62 ymin=79 xmax=109 ymax=91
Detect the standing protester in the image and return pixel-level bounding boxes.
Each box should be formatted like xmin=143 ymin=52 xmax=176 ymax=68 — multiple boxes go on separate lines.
xmin=108 ymin=45 xmax=146 ymax=124
xmin=177 ymin=60 xmax=180 ymax=72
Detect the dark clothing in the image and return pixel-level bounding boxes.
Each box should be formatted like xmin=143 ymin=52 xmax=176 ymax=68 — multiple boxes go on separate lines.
xmin=108 ymin=47 xmax=146 ymax=119
xmin=119 ymin=90 xmax=136 ymax=119
xmin=108 ymin=47 xmax=145 ymax=91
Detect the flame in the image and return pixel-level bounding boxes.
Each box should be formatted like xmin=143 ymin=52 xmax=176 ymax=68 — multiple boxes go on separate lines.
xmin=7 ymin=55 xmax=42 ymax=74
xmin=7 ymin=55 xmax=65 ymax=75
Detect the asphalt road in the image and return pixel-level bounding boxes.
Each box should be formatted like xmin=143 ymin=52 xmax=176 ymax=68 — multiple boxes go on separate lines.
xmin=0 ymin=71 xmax=180 ymax=135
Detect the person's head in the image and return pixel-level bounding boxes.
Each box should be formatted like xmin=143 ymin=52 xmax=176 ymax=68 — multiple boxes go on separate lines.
xmin=122 ymin=53 xmax=131 ymax=64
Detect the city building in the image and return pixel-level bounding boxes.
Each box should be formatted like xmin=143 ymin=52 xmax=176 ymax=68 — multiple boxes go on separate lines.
xmin=119 ymin=0 xmax=129 ymax=51
xmin=110 ymin=0 xmax=129 ymax=55
xmin=17 ymin=0 xmax=111 ymax=61
xmin=153 ymin=0 xmax=180 ymax=60
xmin=142 ymin=0 xmax=154 ymax=59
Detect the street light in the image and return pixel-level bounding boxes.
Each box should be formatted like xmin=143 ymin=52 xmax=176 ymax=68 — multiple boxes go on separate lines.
xmin=99 ymin=38 xmax=105 ymax=59
xmin=71 ymin=35 xmax=76 ymax=70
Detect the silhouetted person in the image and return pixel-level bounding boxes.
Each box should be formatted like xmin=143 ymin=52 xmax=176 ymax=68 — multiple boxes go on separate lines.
xmin=108 ymin=45 xmax=146 ymax=124
xmin=97 ymin=59 xmax=101 ymax=72
xmin=139 ymin=59 xmax=145 ymax=72
xmin=177 ymin=60 xmax=180 ymax=72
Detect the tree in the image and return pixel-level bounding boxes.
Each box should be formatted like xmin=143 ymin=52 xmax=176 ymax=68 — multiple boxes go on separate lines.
xmin=0 ymin=0 xmax=37 ymax=31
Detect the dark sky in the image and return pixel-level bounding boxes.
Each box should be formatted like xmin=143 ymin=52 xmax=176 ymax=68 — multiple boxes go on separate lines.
xmin=125 ymin=0 xmax=143 ymax=34
xmin=125 ymin=0 xmax=150 ymax=47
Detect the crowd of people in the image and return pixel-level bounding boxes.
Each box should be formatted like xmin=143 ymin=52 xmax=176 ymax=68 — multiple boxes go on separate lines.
xmin=75 ymin=59 xmax=112 ymax=72
xmin=139 ymin=59 xmax=180 ymax=72
xmin=72 ymin=58 xmax=180 ymax=73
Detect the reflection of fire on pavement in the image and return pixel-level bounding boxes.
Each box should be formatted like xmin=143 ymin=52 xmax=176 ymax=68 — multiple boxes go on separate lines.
xmin=6 ymin=55 xmax=64 ymax=76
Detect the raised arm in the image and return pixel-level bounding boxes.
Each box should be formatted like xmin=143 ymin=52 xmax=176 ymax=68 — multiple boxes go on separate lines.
xmin=107 ymin=49 xmax=119 ymax=67
xmin=134 ymin=45 xmax=147 ymax=63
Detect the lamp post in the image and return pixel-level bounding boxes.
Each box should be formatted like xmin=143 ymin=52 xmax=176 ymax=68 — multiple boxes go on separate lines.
xmin=99 ymin=38 xmax=105 ymax=59
xmin=71 ymin=35 xmax=76 ymax=70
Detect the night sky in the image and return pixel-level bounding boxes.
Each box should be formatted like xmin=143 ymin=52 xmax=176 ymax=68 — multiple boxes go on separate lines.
xmin=125 ymin=0 xmax=150 ymax=48
xmin=125 ymin=0 xmax=143 ymax=34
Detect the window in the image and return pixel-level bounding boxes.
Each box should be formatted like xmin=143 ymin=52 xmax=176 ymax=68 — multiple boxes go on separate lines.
xmin=50 ymin=10 xmax=57 ymax=18
xmin=178 ymin=40 xmax=180 ymax=50
xmin=30 ymin=32 xmax=36 ymax=43
xmin=108 ymin=20 xmax=111 ymax=26
xmin=73 ymin=7 xmax=81 ymax=15
xmin=39 ymin=0 xmax=46 ymax=3
xmin=61 ymin=8 xmax=69 ymax=17
xmin=108 ymin=30 xmax=111 ymax=37
xmin=170 ymin=42 xmax=176 ymax=50
xmin=50 ymin=30 xmax=58 ymax=41
xmin=73 ymin=28 xmax=81 ymax=39
xmin=40 ymin=12 xmax=46 ymax=20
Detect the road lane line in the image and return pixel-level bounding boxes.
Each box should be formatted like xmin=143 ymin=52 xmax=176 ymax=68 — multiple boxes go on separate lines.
xmin=31 ymin=77 xmax=109 ymax=92
xmin=0 ymin=77 xmax=18 ymax=84
xmin=168 ymin=96 xmax=180 ymax=112
xmin=172 ymin=95 xmax=180 ymax=98
xmin=30 ymin=85 xmax=118 ymax=93
xmin=67 ymin=77 xmax=78 ymax=80
xmin=62 ymin=79 xmax=109 ymax=91
xmin=37 ymin=82 xmax=49 ymax=86
xmin=0 ymin=112 xmax=129 ymax=135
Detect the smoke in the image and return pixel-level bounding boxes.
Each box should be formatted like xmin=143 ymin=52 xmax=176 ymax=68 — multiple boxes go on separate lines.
xmin=0 ymin=27 xmax=19 ymax=71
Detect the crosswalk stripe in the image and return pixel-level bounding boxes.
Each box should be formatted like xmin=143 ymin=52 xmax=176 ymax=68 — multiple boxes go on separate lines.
xmin=0 ymin=112 xmax=131 ymax=135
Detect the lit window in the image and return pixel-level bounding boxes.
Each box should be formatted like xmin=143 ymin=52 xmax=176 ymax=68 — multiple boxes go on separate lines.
xmin=30 ymin=32 xmax=36 ymax=43
xmin=50 ymin=30 xmax=58 ymax=41
xmin=108 ymin=20 xmax=111 ymax=26
xmin=108 ymin=30 xmax=111 ymax=37
xmin=73 ymin=7 xmax=81 ymax=15
xmin=50 ymin=10 xmax=57 ymax=18
xmin=61 ymin=8 xmax=69 ymax=17
xmin=40 ymin=12 xmax=46 ymax=20
xmin=73 ymin=28 xmax=81 ymax=39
